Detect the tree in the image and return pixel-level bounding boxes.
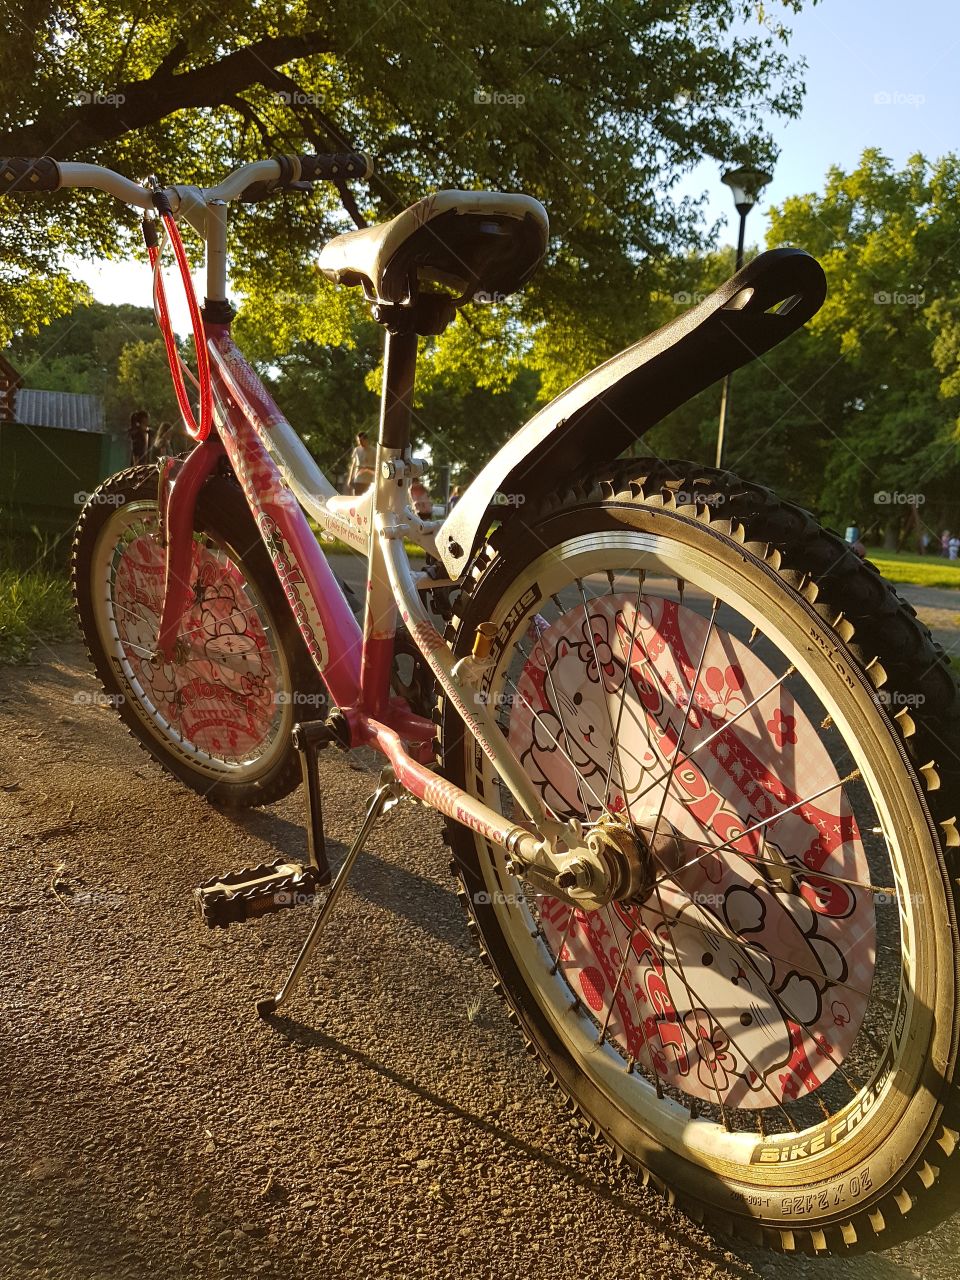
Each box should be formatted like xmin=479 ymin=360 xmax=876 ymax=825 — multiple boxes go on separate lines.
xmin=244 ymin=303 xmax=543 ymax=485
xmin=764 ymin=150 xmax=960 ymax=543
xmin=646 ymin=152 xmax=960 ymax=546
xmin=1 ymin=0 xmax=812 ymax=380
xmin=112 ymin=338 xmax=183 ymax=425
xmin=10 ymin=298 xmax=182 ymax=428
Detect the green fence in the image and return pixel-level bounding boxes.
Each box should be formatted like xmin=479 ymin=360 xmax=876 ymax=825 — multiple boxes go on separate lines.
xmin=0 ymin=420 xmax=128 ymax=540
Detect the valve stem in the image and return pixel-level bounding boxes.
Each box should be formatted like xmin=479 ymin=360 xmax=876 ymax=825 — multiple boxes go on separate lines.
xmin=472 ymin=622 xmax=498 ymax=661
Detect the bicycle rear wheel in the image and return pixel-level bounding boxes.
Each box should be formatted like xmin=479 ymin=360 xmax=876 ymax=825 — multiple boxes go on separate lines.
xmin=72 ymin=466 xmax=325 ymax=806
xmin=438 ymin=459 xmax=960 ymax=1253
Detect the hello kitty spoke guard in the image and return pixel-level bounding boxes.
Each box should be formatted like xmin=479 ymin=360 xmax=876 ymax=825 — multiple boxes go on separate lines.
xmin=113 ymin=526 xmax=282 ymax=763
xmin=509 ymin=593 xmax=876 ymax=1109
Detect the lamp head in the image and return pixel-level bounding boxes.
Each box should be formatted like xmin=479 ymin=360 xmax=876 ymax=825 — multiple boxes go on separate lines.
xmin=722 ymin=166 xmax=773 ymax=217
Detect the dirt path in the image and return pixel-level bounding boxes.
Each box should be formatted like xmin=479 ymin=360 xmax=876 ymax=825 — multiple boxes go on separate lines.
xmin=0 ymin=644 xmax=955 ymax=1279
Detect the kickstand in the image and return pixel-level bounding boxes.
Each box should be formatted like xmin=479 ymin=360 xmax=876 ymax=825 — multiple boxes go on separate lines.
xmin=292 ymin=719 xmax=336 ymax=883
xmin=256 ymin=767 xmax=402 ymax=1017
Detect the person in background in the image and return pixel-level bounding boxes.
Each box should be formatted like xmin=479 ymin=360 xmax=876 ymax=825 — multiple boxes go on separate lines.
xmin=950 ymin=535 xmax=960 ymax=562
xmin=152 ymin=419 xmax=184 ymax=459
xmin=920 ymin=530 xmax=932 ymax=555
xmin=844 ymin=522 xmax=865 ymax=559
xmin=942 ymin=530 xmax=952 ymax=557
xmin=129 ymin=409 xmax=150 ymax=465
xmin=347 ymin=431 xmax=376 ymax=495
xmin=410 ymin=477 xmax=433 ymax=519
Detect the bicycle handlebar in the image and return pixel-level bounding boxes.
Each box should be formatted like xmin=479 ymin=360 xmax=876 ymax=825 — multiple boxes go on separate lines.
xmin=238 ymin=152 xmax=372 ymax=201
xmin=0 ymin=152 xmax=373 ymax=211
xmin=0 ymin=156 xmax=61 ymax=194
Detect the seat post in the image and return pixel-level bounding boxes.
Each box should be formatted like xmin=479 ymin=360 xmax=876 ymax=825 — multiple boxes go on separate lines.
xmin=378 ymin=329 xmax=418 ymax=451
xmin=360 ymin=326 xmax=418 ymax=720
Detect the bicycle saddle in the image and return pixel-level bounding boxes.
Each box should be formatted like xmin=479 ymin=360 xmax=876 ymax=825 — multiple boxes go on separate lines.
xmin=317 ymin=190 xmax=549 ymax=307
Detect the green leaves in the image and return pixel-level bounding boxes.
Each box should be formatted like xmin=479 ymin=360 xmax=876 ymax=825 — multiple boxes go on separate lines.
xmin=649 ymin=150 xmax=960 ymax=543
xmin=10 ymin=298 xmax=183 ymax=426
xmin=1 ymin=0 xmax=808 ymax=345
xmin=0 ymin=0 xmax=836 ymax=504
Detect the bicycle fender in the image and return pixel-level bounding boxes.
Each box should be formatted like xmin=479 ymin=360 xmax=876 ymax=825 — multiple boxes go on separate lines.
xmin=156 ymin=436 xmax=225 ymax=658
xmin=436 ymin=246 xmax=826 ymax=579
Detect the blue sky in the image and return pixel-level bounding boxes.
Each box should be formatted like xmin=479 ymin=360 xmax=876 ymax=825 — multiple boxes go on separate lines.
xmin=686 ymin=0 xmax=960 ymax=237
xmin=75 ymin=0 xmax=960 ymax=313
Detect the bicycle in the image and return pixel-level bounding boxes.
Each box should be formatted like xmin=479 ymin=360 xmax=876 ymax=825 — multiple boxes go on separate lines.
xmin=4 ymin=151 xmax=960 ymax=1255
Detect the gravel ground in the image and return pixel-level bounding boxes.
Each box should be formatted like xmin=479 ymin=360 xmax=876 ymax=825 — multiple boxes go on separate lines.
xmin=1 ymin=643 xmax=958 ymax=1280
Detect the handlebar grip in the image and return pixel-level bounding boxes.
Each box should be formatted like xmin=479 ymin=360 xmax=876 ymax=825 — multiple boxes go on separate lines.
xmin=298 ymin=152 xmax=373 ymax=182
xmin=239 ymin=152 xmax=373 ymax=202
xmin=0 ymin=157 xmax=61 ymax=195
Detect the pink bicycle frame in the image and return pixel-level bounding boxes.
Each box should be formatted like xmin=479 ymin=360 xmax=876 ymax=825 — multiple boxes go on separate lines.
xmin=154 ymin=315 xmax=548 ymax=860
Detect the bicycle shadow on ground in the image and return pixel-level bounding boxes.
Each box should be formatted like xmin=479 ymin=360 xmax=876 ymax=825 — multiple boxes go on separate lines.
xmin=220 ymin=807 xmax=473 ymax=952
xmin=728 ymin=1240 xmax=922 ymax=1280
xmin=264 ymin=1012 xmax=759 ymax=1278
xmin=268 ymin=1008 xmax=932 ymax=1280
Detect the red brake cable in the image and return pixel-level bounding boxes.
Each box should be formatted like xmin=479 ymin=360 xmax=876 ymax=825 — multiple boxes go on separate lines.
xmin=143 ymin=191 xmax=213 ymax=442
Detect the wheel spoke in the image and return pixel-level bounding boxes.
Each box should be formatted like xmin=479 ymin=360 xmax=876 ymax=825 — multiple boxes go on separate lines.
xmin=638 ymin=906 xmax=801 ymax=1130
xmin=103 ymin=515 xmax=285 ymax=772
xmin=473 ymin=539 xmax=906 ymax=1142
xmin=654 ymin=885 xmax=867 ymax=1100
xmin=626 ymin=663 xmax=797 ymax=812
xmin=577 ymin=576 xmax=636 ymax=815
xmin=603 ymin=572 xmax=646 ymax=803
xmin=642 ymin=602 xmax=731 ymax=1126
xmin=641 ymin=884 xmax=876 ymax=1008
xmin=503 ymin=666 xmax=609 ymax=817
xmin=648 ymin=597 xmax=721 ymax=850
xmin=597 ymin=904 xmax=664 ymax=1092
xmin=649 ymin=769 xmax=861 ymax=896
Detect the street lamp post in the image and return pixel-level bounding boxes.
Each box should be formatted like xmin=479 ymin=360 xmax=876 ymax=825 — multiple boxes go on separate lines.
xmin=714 ymin=165 xmax=773 ymax=470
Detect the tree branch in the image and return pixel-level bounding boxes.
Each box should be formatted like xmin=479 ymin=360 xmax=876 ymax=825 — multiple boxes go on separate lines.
xmin=152 ymin=36 xmax=190 ymax=81
xmin=263 ymin=68 xmax=371 ymax=227
xmin=226 ymin=95 xmax=273 ymax=154
xmin=0 ymin=30 xmax=334 ymax=155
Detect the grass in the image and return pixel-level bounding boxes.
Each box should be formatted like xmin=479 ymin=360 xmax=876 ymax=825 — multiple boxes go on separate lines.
xmin=865 ymin=547 xmax=960 ymax=591
xmin=0 ymin=566 xmax=74 ymax=664
xmin=0 ymin=519 xmax=429 ymax=668
xmin=0 ymin=523 xmax=75 ymax=664
xmin=317 ymin=532 xmax=427 ymax=560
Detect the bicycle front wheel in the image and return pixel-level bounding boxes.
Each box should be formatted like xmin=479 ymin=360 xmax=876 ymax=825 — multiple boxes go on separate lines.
xmin=72 ymin=467 xmax=324 ymax=806
xmin=438 ymin=459 xmax=960 ymax=1253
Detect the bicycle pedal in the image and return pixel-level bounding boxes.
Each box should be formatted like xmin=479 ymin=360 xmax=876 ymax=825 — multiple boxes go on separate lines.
xmin=195 ymin=860 xmax=328 ymax=929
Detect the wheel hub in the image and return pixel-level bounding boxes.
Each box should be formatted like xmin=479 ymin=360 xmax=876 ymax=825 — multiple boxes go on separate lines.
xmin=547 ymin=816 xmax=709 ymax=910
